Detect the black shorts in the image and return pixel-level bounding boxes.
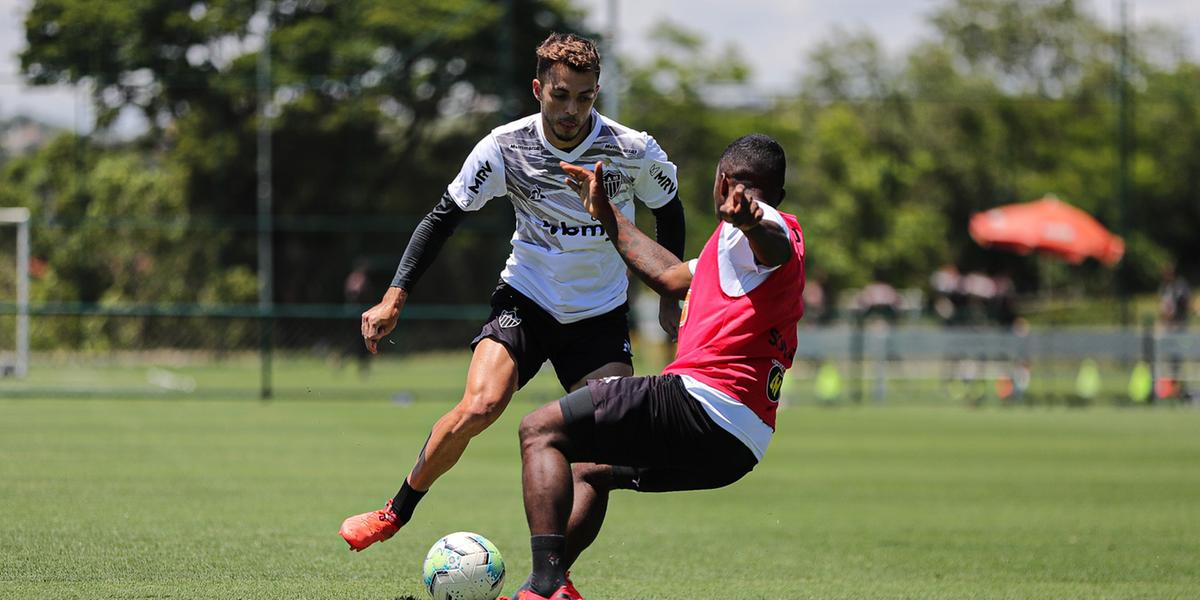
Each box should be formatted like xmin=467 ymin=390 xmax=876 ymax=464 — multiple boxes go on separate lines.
xmin=559 ymin=374 xmax=758 ymax=493
xmin=471 ymin=282 xmax=632 ymax=392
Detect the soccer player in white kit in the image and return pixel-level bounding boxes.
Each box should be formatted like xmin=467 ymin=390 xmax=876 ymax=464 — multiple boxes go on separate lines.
xmin=340 ymin=33 xmax=685 ymax=551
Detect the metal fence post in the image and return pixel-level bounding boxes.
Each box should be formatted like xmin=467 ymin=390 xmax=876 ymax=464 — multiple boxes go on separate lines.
xmin=1143 ymin=316 xmax=1155 ymax=403
xmin=851 ymin=314 xmax=865 ymax=403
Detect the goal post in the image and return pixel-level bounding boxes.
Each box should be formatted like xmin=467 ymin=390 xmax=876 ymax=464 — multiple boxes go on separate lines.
xmin=0 ymin=207 xmax=30 ymax=378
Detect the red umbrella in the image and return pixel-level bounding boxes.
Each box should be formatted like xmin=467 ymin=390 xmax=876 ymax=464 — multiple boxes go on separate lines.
xmin=968 ymin=197 xmax=1125 ymax=266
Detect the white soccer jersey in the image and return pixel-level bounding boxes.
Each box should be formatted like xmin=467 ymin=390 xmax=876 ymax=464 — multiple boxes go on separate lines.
xmin=445 ymin=109 xmax=679 ymax=324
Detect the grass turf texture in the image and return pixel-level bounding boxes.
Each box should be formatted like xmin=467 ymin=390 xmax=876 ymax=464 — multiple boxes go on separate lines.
xmin=1 ymin=349 xmax=1168 ymax=407
xmin=2 ymin=392 xmax=1199 ymax=598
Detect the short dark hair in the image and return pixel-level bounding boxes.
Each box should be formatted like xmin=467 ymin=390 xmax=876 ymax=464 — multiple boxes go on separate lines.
xmin=718 ymin=134 xmax=787 ymax=196
xmin=536 ymin=33 xmax=601 ymax=80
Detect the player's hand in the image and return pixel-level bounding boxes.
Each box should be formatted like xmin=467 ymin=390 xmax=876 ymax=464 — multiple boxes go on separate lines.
xmin=719 ymin=183 xmax=764 ymax=231
xmin=361 ymin=288 xmax=407 ymax=354
xmin=658 ymin=295 xmax=681 ymax=341
xmin=561 ymin=161 xmax=614 ymax=224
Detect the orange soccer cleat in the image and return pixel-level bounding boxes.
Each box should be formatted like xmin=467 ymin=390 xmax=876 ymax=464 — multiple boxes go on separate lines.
xmin=338 ymin=499 xmax=401 ymax=551
xmin=561 ymin=576 xmax=582 ymax=598
xmin=500 ymin=576 xmax=583 ymax=600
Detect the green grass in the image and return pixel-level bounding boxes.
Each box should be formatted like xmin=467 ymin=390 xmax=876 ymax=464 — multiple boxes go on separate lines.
xmin=2 ymin=390 xmax=1199 ymax=598
xmin=4 ymin=348 xmax=1174 ymax=408
xmin=0 ymin=351 xmax=571 ymax=403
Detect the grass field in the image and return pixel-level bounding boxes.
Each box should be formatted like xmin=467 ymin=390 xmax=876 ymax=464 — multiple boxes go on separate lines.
xmin=3 ymin=377 xmax=1200 ymax=598
xmin=3 ymin=347 xmax=1181 ymax=407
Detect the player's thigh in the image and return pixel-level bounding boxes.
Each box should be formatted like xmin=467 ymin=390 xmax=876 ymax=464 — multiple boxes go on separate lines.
xmin=580 ymin=374 xmax=759 ymax=471
xmin=549 ymin=305 xmax=633 ymax=392
xmin=622 ymin=461 xmax=756 ymax=493
xmin=458 ymin=338 xmax=521 ymax=418
xmin=579 ymin=377 xmax=759 ymax=493
xmin=567 ymin=362 xmax=632 ymax=392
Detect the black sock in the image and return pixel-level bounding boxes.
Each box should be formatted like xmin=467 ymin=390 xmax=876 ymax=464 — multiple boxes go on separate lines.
xmin=389 ymin=479 xmax=426 ymax=524
xmin=529 ymin=534 xmax=567 ymax=596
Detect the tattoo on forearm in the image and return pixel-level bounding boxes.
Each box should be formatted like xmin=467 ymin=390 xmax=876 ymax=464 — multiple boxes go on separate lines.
xmin=618 ymin=228 xmax=674 ymax=279
xmin=608 ymin=210 xmax=680 ymax=289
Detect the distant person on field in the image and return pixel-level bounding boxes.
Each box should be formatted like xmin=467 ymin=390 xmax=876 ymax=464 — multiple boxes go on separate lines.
xmin=990 ymin=270 xmax=1019 ymax=329
xmin=930 ymin=263 xmax=962 ymax=324
xmin=1159 ymin=263 xmax=1191 ymax=400
xmin=501 ymin=135 xmax=805 ymax=599
xmin=959 ymin=271 xmax=996 ymax=325
xmin=802 ymin=270 xmax=828 ymax=324
xmin=856 ymin=274 xmax=901 ymax=323
xmin=341 ymin=260 xmax=373 ymax=376
xmin=1160 ymin=264 xmax=1191 ymax=331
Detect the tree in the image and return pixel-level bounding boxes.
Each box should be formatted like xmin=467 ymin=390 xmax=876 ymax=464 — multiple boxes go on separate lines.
xmin=19 ymin=0 xmax=586 ymax=311
xmin=0 ymin=133 xmax=256 ymax=349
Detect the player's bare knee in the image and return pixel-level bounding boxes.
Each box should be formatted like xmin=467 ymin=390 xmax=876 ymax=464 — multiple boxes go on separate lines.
xmin=453 ymin=393 xmax=506 ymax=436
xmin=518 ymin=411 xmax=543 ymax=447
xmin=519 ymin=407 xmax=561 ymax=451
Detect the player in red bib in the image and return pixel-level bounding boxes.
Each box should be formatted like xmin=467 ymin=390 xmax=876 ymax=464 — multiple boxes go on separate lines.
xmin=499 ymin=134 xmax=804 ymax=600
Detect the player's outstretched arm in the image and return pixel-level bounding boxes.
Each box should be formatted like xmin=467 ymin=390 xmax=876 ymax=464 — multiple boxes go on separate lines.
xmin=720 ymin=183 xmax=791 ymax=268
xmin=362 ymin=194 xmax=469 ymax=353
xmin=561 ymin=161 xmax=692 ymax=300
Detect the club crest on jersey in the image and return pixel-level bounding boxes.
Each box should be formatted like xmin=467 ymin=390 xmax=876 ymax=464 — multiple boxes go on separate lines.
xmin=766 ymin=360 xmax=786 ymax=403
xmin=602 ymin=168 xmax=622 ymax=199
xmin=497 ymin=309 xmax=522 ymax=328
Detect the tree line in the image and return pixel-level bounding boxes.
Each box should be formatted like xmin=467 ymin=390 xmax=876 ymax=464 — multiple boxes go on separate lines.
xmin=0 ymin=0 xmax=1195 ymax=347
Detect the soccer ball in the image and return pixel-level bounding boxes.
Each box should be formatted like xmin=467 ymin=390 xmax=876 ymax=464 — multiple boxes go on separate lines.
xmin=422 ymin=531 xmax=506 ymax=600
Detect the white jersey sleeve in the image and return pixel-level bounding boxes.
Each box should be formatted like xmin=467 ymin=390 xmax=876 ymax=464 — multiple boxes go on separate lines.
xmin=631 ymin=135 xmax=678 ymax=209
xmin=446 ymin=135 xmax=507 ymax=211
xmin=716 ymin=202 xmax=791 ymax=297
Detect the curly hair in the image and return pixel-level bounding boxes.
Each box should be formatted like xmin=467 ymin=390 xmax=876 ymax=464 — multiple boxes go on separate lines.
xmin=535 ymin=33 xmax=601 ymax=80
xmin=719 ymin=134 xmax=787 ymax=201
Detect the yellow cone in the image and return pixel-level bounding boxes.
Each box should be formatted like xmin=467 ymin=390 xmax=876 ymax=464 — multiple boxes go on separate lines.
xmin=1128 ymin=361 xmax=1152 ymax=404
xmin=1076 ymin=358 xmax=1101 ymax=401
xmin=815 ymin=361 xmax=842 ymax=403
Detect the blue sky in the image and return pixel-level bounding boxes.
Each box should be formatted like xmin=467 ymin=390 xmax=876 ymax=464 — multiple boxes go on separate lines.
xmin=2 ymin=0 xmax=1197 ymax=131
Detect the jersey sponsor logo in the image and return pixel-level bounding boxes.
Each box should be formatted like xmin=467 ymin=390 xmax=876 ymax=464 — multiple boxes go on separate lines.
xmin=767 ymin=360 xmax=786 ymax=403
xmin=541 ymin=219 xmax=607 ymax=238
xmin=602 ymin=168 xmax=623 ymax=199
xmin=507 ymin=142 xmax=541 ymax=151
xmin=602 ymin=142 xmax=638 ymax=157
xmin=497 ymin=309 xmax=521 ymax=328
xmin=467 ymin=161 xmax=494 ymax=195
xmin=649 ymin=163 xmax=677 ymax=195
xmin=767 ymin=327 xmax=796 ymax=361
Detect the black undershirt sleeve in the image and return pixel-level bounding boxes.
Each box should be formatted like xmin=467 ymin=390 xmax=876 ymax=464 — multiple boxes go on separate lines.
xmin=390 ymin=192 xmax=468 ymax=292
xmin=650 ymin=195 xmax=686 ymax=260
